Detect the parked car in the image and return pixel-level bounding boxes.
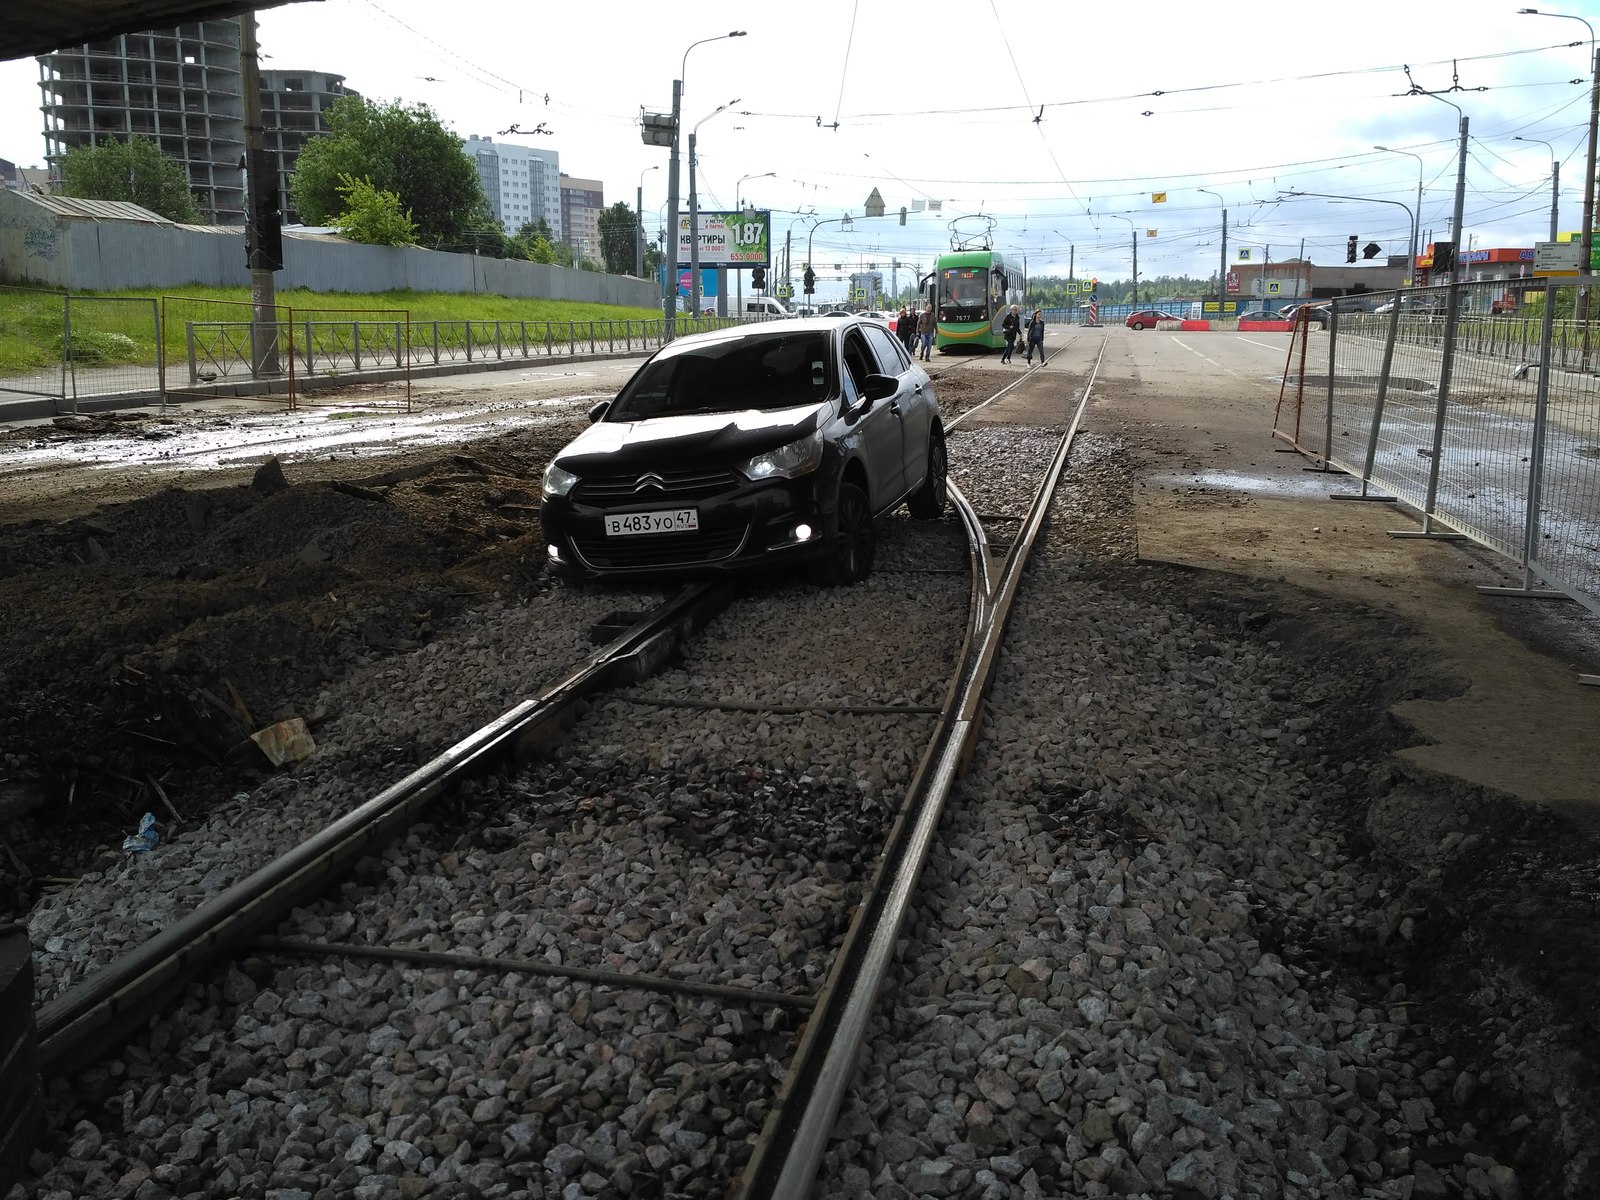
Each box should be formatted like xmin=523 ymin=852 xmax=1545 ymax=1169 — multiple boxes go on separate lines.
xmin=1374 ymin=296 xmax=1444 ymax=316
xmin=540 ymin=317 xmax=948 ymax=585
xmin=1279 ymin=303 xmax=1332 ymax=329
xmin=1233 ymin=307 xmax=1279 ymax=322
xmin=1125 ymin=309 xmax=1185 ymax=330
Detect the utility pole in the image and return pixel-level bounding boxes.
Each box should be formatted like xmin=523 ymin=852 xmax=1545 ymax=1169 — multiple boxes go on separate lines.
xmin=664 ymin=79 xmax=682 ymax=337
xmin=1218 ymin=211 xmax=1228 ymax=308
xmin=239 ymin=13 xmax=280 ymax=376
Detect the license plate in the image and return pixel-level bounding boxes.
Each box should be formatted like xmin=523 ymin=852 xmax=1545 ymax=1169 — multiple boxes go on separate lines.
xmin=604 ymin=509 xmax=699 ymax=536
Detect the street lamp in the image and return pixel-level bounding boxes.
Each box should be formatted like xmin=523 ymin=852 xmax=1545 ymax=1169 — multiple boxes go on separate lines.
xmin=1515 ymin=136 xmax=1561 ymax=239
xmin=734 ymin=171 xmax=776 ymax=313
xmin=1280 ymin=191 xmax=1417 ymax=274
xmin=688 ymin=97 xmax=740 ymax=318
xmin=635 ymin=164 xmax=659 ymax=279
xmin=1197 ymin=188 xmax=1228 ymax=307
xmin=1519 ymin=9 xmax=1597 ymax=297
xmin=1374 ymin=145 xmax=1424 ymax=282
xmin=661 ymin=30 xmax=746 ymax=337
xmin=1105 ymin=213 xmax=1137 ymax=304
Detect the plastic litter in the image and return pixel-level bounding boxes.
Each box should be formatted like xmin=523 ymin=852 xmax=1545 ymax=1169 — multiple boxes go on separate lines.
xmin=251 ymin=717 xmax=317 ymax=766
xmin=122 ymin=812 xmax=159 ymax=855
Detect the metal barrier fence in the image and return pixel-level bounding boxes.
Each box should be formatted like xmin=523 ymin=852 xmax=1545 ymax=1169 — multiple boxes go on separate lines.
xmin=1281 ymin=279 xmax=1600 ymax=620
xmin=0 ymin=286 xmax=161 ymax=413
xmin=163 ymin=296 xmax=297 ymax=409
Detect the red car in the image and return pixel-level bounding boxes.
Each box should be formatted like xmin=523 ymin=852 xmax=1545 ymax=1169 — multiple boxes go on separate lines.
xmin=1125 ymin=309 xmax=1184 ymax=330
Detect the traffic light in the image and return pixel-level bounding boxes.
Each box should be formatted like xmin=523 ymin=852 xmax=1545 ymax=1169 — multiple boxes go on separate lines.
xmin=899 ymin=206 xmax=907 ymax=226
xmin=1433 ymin=241 xmax=1456 ymax=273
xmin=803 ymin=267 xmax=816 ymax=295
xmin=1346 ymin=235 xmax=1358 ymax=264
xmin=751 ymin=266 xmax=766 ymax=290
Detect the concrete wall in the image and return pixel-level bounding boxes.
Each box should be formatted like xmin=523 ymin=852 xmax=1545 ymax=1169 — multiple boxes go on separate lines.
xmin=0 ymin=191 xmax=658 ymax=307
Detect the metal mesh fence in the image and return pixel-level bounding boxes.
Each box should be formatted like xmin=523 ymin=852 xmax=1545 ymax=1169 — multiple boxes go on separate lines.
xmin=0 ymin=284 xmax=68 ymax=404
xmin=63 ymin=295 xmax=162 ymax=407
xmin=162 ymin=296 xmax=296 ymax=408
xmin=1526 ymin=284 xmax=1600 ymax=615
xmin=1312 ymin=279 xmax=1600 ymax=616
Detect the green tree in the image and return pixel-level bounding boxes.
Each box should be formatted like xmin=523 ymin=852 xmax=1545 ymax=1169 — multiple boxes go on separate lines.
xmin=289 ymin=95 xmax=484 ymax=245
xmin=58 ymin=135 xmax=200 ymax=222
xmin=329 ymin=175 xmax=417 ymax=245
xmin=510 ymin=219 xmax=558 ymax=264
xmin=597 ymin=201 xmax=638 ymax=275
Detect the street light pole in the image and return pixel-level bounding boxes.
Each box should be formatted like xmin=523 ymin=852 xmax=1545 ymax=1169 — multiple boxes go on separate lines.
xmin=662 ymin=31 xmax=745 ymax=340
xmin=1519 ymin=10 xmax=1596 ymax=314
xmin=1374 ymin=145 xmax=1424 ymax=283
xmin=635 ymin=164 xmax=659 ymax=279
xmin=1107 ymin=214 xmax=1136 ymax=304
xmin=688 ymin=98 xmax=738 ymax=320
xmin=734 ymin=171 xmax=775 ymax=314
xmin=1515 ymin=136 xmax=1561 ymax=240
xmin=1198 ymin=188 xmax=1227 ymax=308
xmin=807 ymin=214 xmax=854 ymax=305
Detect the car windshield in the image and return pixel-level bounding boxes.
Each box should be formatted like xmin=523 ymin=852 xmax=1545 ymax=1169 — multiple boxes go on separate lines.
xmin=608 ymin=331 xmax=836 ymax=421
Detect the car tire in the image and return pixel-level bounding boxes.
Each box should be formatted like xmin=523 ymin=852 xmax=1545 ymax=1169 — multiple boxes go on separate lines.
xmin=1130 ymin=320 xmax=1146 ymax=330
xmin=818 ymin=480 xmax=875 ymax=585
xmin=907 ymin=430 xmax=948 ymax=519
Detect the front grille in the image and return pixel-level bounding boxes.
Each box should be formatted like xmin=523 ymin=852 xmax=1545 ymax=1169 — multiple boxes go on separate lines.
xmin=571 ymin=526 xmax=749 ymax=570
xmin=573 ymin=468 xmax=742 ymax=505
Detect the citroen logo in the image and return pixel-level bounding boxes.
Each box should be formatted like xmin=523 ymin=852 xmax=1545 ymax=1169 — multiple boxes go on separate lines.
xmin=633 ymin=472 xmax=667 ymax=492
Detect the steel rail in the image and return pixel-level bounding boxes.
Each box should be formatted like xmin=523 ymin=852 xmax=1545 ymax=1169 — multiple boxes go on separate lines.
xmin=732 ymin=335 xmax=1108 ymax=1200
xmin=36 ymin=580 xmax=734 ymax=1076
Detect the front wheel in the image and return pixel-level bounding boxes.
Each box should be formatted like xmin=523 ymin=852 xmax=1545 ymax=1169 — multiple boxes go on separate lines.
xmin=816 ymin=481 xmax=875 ymax=586
xmin=907 ymin=430 xmax=947 ymax=519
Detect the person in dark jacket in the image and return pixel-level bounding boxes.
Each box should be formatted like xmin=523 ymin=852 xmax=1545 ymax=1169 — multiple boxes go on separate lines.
xmin=1024 ymin=308 xmax=1046 ymax=365
xmin=916 ymin=302 xmax=935 ymax=360
xmin=1000 ymin=304 xmax=1021 ymax=363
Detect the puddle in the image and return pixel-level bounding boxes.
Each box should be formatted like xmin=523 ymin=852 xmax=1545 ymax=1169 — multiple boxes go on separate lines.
xmin=0 ymin=391 xmax=602 ymax=478
xmin=1147 ymin=469 xmax=1348 ymax=501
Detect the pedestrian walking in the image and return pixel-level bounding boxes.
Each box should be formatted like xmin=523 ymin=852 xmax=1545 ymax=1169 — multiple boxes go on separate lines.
xmin=1000 ymin=303 xmax=1021 ymax=363
xmin=1025 ymin=308 xmax=1046 ymax=365
xmin=897 ymin=305 xmax=916 ymax=354
xmin=917 ymin=302 xmax=935 ymax=361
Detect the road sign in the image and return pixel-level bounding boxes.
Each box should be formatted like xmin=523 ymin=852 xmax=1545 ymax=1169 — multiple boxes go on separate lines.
xmin=1065 ymin=281 xmax=1079 ymax=295
xmin=1535 ymin=240 xmax=1585 ymax=277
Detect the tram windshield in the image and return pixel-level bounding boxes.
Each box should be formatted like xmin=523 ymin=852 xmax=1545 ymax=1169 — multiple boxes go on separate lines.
xmin=940 ymin=267 xmax=991 ymax=312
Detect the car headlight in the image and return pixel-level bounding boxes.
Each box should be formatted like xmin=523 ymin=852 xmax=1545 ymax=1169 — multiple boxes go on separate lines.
xmin=740 ymin=430 xmax=824 ymax=481
xmin=542 ymin=462 xmax=579 ymax=498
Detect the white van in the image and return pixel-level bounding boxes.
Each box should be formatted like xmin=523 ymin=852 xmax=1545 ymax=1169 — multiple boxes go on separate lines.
xmin=743 ymin=297 xmax=795 ymax=319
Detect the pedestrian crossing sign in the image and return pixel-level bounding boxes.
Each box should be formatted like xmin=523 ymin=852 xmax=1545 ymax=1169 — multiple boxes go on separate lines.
xmin=1065 ymin=282 xmax=1079 ymax=295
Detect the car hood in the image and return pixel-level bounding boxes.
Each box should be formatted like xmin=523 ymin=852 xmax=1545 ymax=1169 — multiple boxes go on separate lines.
xmin=555 ymin=402 xmax=829 ymax=469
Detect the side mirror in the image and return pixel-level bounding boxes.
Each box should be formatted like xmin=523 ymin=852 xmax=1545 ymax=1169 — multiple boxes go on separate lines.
xmin=588 ymin=399 xmax=611 ymax=423
xmin=861 ymin=373 xmax=898 ymax=403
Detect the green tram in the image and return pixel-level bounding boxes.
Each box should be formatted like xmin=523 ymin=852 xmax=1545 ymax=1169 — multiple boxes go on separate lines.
xmin=931 ymin=250 xmax=1021 ymax=353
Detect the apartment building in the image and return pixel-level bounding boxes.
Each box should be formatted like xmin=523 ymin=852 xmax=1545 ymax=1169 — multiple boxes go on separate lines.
xmin=462 ymin=136 xmax=561 ymax=237
xmin=37 ymin=20 xmax=247 ymax=223
xmin=259 ymin=69 xmax=356 ymax=222
xmin=560 ymin=174 xmax=604 ymax=262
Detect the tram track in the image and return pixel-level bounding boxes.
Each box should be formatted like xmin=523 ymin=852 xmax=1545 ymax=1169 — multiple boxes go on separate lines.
xmin=13 ymin=352 xmax=1113 ymax=1197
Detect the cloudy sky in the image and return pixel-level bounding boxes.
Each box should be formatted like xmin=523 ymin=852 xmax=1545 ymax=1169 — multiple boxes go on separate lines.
xmin=1 ymin=0 xmax=1596 ymax=297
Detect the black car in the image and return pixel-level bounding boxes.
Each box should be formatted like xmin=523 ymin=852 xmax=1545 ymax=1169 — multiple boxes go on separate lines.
xmin=540 ymin=317 xmax=948 ymax=585
xmin=1279 ymin=303 xmax=1332 ymax=329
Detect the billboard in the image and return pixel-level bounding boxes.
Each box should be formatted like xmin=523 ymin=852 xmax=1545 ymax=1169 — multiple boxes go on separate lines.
xmin=675 ymin=210 xmax=771 ymax=269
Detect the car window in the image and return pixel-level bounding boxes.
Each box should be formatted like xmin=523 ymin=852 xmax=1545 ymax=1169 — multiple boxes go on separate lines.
xmin=609 ymin=331 xmax=835 ymax=420
xmin=842 ymin=330 xmax=875 ymax=396
xmin=862 ymin=324 xmax=909 ymax=375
